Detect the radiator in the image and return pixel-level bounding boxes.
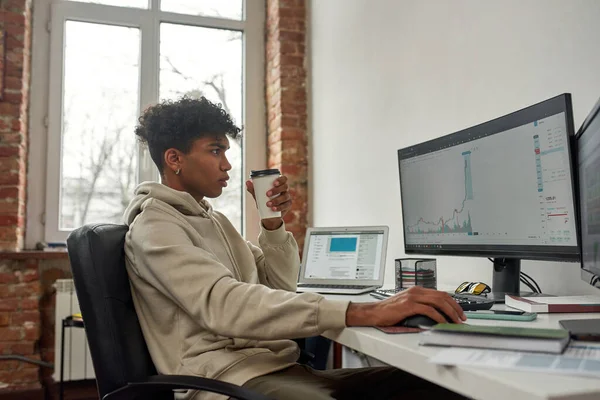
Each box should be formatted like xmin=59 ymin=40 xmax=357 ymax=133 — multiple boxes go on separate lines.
xmin=53 ymin=279 xmax=95 ymax=382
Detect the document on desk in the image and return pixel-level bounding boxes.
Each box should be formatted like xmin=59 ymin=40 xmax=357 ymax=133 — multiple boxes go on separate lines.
xmin=429 ymin=342 xmax=600 ymax=378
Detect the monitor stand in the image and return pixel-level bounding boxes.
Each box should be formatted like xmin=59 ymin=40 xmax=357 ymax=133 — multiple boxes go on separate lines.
xmin=487 ymin=258 xmax=545 ymax=303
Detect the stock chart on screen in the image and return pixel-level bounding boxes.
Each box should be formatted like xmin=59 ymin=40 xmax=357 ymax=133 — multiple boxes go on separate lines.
xmin=399 ymin=112 xmax=577 ymax=248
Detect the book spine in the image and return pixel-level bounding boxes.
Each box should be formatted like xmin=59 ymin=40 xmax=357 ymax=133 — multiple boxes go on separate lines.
xmin=547 ymin=304 xmax=600 ymax=313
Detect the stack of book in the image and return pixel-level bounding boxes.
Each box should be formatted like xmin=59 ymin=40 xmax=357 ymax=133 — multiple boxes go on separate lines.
xmin=420 ymin=323 xmax=571 ymax=354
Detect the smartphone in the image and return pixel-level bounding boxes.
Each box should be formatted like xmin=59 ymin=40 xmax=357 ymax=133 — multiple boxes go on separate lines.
xmin=464 ymin=310 xmax=537 ymax=321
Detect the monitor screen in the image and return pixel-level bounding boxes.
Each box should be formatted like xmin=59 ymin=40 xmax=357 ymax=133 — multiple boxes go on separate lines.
xmin=577 ymin=97 xmax=600 ymax=278
xmin=302 ymin=229 xmax=386 ymax=280
xmin=398 ymin=94 xmax=579 ymax=261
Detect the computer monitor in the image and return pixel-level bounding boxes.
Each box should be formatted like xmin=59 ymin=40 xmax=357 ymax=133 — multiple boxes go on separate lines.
xmin=577 ymin=96 xmax=600 ymax=286
xmin=559 ymin=96 xmax=600 ymax=337
xmin=397 ymin=94 xmax=580 ymax=301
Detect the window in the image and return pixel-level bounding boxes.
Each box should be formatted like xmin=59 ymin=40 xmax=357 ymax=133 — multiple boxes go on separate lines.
xmin=161 ymin=0 xmax=243 ymax=20
xmin=69 ymin=0 xmax=148 ymax=7
xmin=58 ymin=21 xmax=140 ymax=231
xmin=29 ymin=0 xmax=265 ymax=246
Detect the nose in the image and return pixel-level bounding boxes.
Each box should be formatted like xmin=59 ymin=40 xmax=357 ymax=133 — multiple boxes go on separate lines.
xmin=221 ymin=154 xmax=232 ymax=171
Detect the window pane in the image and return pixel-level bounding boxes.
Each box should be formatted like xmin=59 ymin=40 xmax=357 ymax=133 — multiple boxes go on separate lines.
xmin=60 ymin=21 xmax=140 ymax=230
xmin=69 ymin=0 xmax=149 ymax=8
xmin=160 ymin=23 xmax=243 ymax=231
xmin=161 ymin=0 xmax=243 ymax=20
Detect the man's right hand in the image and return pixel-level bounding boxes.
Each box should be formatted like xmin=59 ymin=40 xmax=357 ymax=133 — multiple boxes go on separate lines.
xmin=345 ymin=286 xmax=466 ymax=327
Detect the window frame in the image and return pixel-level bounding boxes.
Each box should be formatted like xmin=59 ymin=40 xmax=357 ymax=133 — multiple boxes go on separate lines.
xmin=27 ymin=0 xmax=266 ymax=247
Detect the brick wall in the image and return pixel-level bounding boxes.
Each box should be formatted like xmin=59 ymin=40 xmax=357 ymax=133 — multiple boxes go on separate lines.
xmin=266 ymin=0 xmax=309 ymax=252
xmin=0 ymin=254 xmax=71 ymax=396
xmin=0 ymin=0 xmax=52 ymax=396
xmin=0 ymin=0 xmax=32 ymax=251
xmin=0 ymin=257 xmax=42 ymax=392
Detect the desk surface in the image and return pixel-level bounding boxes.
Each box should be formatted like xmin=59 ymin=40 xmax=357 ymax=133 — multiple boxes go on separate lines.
xmin=321 ymin=294 xmax=600 ymax=400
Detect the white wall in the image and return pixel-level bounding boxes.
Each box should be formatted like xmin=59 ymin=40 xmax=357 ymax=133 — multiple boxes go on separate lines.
xmin=308 ymin=0 xmax=600 ymax=295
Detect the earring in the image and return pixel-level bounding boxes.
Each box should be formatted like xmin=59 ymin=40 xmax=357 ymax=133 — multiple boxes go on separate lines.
xmin=175 ymin=168 xmax=181 ymax=175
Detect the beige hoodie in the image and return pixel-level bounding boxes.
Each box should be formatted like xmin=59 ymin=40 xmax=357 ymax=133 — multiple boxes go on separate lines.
xmin=123 ymin=182 xmax=349 ymax=399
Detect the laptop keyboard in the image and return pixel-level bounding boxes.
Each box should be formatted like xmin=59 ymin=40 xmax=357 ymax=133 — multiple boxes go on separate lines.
xmin=371 ymin=288 xmax=494 ymax=311
xmin=298 ymin=284 xmax=372 ymax=289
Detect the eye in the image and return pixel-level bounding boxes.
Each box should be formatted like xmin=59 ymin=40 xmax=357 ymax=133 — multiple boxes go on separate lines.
xmin=211 ymin=149 xmax=221 ymax=155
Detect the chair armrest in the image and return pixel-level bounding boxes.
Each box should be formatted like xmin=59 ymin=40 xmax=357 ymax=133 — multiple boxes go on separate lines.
xmin=103 ymin=374 xmax=273 ymax=400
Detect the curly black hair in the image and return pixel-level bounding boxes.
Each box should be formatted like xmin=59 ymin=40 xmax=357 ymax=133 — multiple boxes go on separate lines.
xmin=135 ymin=96 xmax=242 ymax=172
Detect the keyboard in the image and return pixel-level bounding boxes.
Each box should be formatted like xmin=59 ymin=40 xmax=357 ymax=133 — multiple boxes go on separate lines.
xmin=297 ymin=284 xmax=372 ymax=289
xmin=370 ymin=288 xmax=495 ymax=311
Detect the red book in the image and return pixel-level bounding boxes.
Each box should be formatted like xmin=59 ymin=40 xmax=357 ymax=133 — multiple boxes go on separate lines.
xmin=506 ymin=295 xmax=600 ymax=313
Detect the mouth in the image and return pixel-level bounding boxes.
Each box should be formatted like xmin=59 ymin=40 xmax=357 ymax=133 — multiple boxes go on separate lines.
xmin=218 ymin=177 xmax=229 ymax=187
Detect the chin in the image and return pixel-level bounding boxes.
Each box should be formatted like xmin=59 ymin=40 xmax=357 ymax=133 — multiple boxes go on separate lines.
xmin=206 ymin=189 xmax=223 ymax=198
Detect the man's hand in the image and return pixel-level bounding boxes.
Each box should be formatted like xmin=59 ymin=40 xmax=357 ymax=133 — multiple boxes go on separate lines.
xmin=246 ymin=175 xmax=293 ymax=230
xmin=345 ymin=286 xmax=466 ymax=327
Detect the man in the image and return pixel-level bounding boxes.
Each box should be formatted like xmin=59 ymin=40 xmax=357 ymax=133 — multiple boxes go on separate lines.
xmin=124 ymin=96 xmax=467 ymax=400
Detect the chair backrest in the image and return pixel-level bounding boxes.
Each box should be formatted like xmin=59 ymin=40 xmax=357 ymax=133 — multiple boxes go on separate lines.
xmin=67 ymin=223 xmax=169 ymax=399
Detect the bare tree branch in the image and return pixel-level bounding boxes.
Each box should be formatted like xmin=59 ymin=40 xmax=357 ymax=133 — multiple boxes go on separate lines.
xmin=161 ymin=57 xmax=231 ymax=115
xmin=79 ymin=127 xmax=122 ymax=223
xmin=163 ymin=56 xmax=196 ymax=83
xmin=203 ymin=74 xmax=231 ymax=115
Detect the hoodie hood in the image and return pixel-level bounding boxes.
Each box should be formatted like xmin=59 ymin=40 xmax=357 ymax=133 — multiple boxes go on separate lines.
xmin=123 ymin=181 xmax=212 ymax=226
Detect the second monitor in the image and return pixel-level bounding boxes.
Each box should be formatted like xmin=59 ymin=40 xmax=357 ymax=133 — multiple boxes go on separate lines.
xmin=397 ymin=94 xmax=580 ymax=301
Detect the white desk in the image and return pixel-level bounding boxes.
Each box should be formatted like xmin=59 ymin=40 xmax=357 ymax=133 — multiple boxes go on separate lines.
xmin=322 ymin=294 xmax=600 ymax=400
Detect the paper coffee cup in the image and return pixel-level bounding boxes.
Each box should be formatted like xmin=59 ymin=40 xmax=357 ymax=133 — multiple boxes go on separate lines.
xmin=250 ymin=169 xmax=282 ymax=219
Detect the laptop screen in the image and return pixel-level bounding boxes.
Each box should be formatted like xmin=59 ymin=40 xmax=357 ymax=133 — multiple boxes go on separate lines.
xmin=303 ymin=228 xmax=387 ymax=281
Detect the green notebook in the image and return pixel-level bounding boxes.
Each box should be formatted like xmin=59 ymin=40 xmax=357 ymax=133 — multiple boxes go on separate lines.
xmin=421 ymin=324 xmax=571 ymax=354
xmin=430 ymin=323 xmax=569 ymax=340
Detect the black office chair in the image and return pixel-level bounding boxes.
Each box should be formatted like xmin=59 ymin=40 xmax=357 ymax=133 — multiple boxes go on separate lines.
xmin=66 ymin=223 xmax=272 ymax=400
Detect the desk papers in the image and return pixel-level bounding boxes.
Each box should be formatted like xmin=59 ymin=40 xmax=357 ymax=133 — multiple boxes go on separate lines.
xmin=429 ymin=342 xmax=600 ymax=378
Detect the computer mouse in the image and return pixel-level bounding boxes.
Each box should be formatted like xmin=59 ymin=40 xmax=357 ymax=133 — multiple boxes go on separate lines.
xmin=396 ymin=312 xmax=451 ymax=328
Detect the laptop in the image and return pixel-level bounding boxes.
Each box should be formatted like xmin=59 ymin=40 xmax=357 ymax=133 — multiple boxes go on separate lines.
xmin=296 ymin=226 xmax=389 ymax=295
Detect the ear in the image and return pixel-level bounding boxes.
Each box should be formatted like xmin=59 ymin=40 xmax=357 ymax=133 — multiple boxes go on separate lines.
xmin=164 ymin=148 xmax=181 ymax=174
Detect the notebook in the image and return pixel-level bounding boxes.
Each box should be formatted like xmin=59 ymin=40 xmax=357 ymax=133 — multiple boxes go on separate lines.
xmin=420 ymin=323 xmax=571 ymax=354
xmin=296 ymin=226 xmax=389 ymax=295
